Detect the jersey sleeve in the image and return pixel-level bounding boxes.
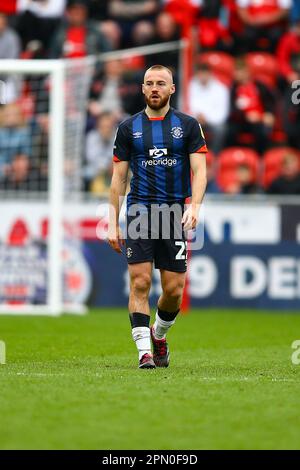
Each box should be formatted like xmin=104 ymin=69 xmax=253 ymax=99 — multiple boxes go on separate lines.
xmin=113 ymin=123 xmax=131 ymax=162
xmin=187 ymin=118 xmax=208 ymax=154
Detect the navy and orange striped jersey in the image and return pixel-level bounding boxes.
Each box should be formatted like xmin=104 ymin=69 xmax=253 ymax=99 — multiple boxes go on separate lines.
xmin=113 ymin=107 xmax=208 ymax=207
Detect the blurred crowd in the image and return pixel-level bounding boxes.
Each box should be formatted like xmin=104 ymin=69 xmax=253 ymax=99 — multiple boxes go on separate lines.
xmin=0 ymin=0 xmax=300 ymax=196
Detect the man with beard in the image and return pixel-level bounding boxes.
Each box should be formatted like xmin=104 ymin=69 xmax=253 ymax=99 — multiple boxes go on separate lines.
xmin=108 ymin=65 xmax=207 ymax=369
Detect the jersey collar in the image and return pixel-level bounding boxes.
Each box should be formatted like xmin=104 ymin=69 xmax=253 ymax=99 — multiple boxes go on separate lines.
xmin=144 ymin=107 xmax=172 ymax=121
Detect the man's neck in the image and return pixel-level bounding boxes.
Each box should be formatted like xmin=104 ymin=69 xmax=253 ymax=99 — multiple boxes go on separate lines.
xmin=145 ymin=103 xmax=170 ymax=118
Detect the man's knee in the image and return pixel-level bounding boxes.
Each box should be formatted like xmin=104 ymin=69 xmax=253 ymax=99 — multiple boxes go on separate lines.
xmin=162 ymin=278 xmax=185 ymax=300
xmin=130 ymin=271 xmax=152 ymax=296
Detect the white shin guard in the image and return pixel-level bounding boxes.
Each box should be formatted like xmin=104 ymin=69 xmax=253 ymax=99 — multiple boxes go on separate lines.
xmin=132 ymin=326 xmax=152 ymax=360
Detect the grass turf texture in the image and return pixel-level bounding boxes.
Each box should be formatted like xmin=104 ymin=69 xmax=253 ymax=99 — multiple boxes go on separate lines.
xmin=0 ymin=309 xmax=300 ymax=450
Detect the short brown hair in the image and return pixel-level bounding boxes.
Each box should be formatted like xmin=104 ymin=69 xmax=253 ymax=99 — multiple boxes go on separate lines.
xmin=144 ymin=65 xmax=173 ymax=82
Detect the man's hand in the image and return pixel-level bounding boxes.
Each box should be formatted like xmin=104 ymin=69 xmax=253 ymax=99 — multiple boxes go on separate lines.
xmin=108 ymin=225 xmax=125 ymax=254
xmin=181 ymin=205 xmax=199 ymax=231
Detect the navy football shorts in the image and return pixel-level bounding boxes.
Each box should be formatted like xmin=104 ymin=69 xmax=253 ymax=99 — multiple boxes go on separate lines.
xmin=125 ymin=203 xmax=187 ymax=273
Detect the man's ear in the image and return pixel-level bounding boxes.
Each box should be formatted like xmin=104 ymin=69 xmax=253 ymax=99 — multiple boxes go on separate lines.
xmin=142 ymin=84 xmax=145 ymax=95
xmin=170 ymin=85 xmax=176 ymax=95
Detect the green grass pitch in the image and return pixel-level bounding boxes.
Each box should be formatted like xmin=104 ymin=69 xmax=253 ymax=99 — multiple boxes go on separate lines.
xmin=0 ymin=308 xmax=300 ymax=450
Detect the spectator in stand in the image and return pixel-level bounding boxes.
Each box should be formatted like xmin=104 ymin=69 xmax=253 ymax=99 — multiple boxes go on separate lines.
xmin=130 ymin=20 xmax=155 ymax=47
xmin=236 ymin=0 xmax=292 ymax=52
xmin=49 ymin=0 xmax=111 ymax=58
xmin=0 ymin=12 xmax=20 ymax=58
xmin=145 ymin=11 xmax=180 ymax=106
xmin=17 ymin=0 xmax=66 ymax=52
xmin=189 ymin=63 xmax=230 ymax=154
xmin=146 ymin=12 xmax=180 ymax=72
xmin=121 ymin=22 xmax=155 ymax=73
xmin=222 ymin=0 xmax=252 ymax=54
xmin=277 ymin=20 xmax=300 ymax=149
xmin=108 ymin=0 xmax=159 ymax=48
xmin=226 ymin=58 xmax=275 ymax=154
xmin=0 ymin=153 xmax=47 ymax=191
xmin=268 ymin=152 xmax=300 ymax=194
xmin=100 ymin=20 xmax=123 ymax=50
xmin=0 ymin=103 xmax=31 ymax=179
xmin=88 ymin=59 xmax=144 ymax=122
xmin=83 ymin=112 xmax=117 ymax=193
xmin=277 ymin=18 xmax=300 ymax=83
xmin=227 ymin=163 xmax=260 ymax=194
xmin=0 ymin=13 xmax=21 ymax=101
xmin=197 ymin=0 xmax=233 ymax=52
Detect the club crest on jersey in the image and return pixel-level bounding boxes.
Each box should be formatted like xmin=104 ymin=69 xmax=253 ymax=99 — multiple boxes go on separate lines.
xmin=149 ymin=147 xmax=168 ymax=158
xmin=171 ymin=126 xmax=183 ymax=139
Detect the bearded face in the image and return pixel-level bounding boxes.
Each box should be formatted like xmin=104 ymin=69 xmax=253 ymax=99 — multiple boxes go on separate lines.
xmin=142 ymin=69 xmax=175 ymax=111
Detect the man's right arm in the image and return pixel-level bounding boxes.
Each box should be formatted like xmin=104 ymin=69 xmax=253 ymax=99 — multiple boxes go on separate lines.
xmin=108 ymin=160 xmax=129 ymax=254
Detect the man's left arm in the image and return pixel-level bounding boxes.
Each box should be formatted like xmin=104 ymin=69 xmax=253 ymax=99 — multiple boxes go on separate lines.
xmin=182 ymin=154 xmax=207 ymax=231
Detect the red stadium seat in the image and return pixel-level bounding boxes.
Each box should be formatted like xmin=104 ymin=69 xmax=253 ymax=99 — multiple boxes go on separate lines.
xmin=217 ymin=147 xmax=260 ymax=192
xmin=198 ymin=52 xmax=234 ymax=87
xmin=262 ymin=147 xmax=300 ymax=188
xmin=246 ymin=53 xmax=278 ymax=89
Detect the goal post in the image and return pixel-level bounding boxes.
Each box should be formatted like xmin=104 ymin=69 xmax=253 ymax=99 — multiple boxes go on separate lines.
xmin=0 ymin=61 xmax=65 ymax=315
xmin=48 ymin=61 xmax=65 ymax=316
xmin=0 ymin=59 xmax=88 ymax=316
